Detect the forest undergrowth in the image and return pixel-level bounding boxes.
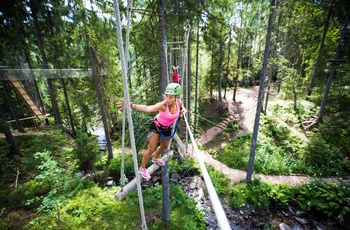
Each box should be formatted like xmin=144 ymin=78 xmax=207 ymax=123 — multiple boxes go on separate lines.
xmin=1 ymin=89 xmax=350 ymax=229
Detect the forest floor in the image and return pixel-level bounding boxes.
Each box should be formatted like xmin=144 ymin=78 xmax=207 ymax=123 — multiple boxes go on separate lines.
xmin=190 ymin=87 xmax=310 ymax=186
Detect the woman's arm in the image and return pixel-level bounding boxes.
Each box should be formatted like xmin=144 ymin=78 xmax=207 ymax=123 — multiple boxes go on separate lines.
xmin=178 ymin=98 xmax=187 ymax=115
xmin=117 ymin=99 xmax=166 ymax=113
xmin=131 ymin=101 xmax=165 ymax=113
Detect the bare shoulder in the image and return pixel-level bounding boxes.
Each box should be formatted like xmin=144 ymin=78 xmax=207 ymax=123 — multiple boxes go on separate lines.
xmin=156 ymin=101 xmax=167 ymax=111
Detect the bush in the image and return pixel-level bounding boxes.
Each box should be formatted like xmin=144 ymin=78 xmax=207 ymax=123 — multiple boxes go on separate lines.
xmin=295 ymin=179 xmax=350 ymax=218
xmin=318 ymin=115 xmax=350 ymax=156
xmin=106 ymin=151 xmax=140 ymax=180
xmin=28 ymin=184 xmax=204 ymax=230
xmin=229 ymin=178 xmax=295 ymax=209
xmin=216 ymin=133 xmax=252 ymax=170
xmin=72 ymin=131 xmax=100 ymax=170
xmin=207 ymin=166 xmax=230 ymax=195
xmin=304 ymin=136 xmax=344 ymax=176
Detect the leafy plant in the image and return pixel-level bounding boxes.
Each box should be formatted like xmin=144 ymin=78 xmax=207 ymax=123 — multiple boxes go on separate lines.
xmin=207 ymin=166 xmax=230 ymax=195
xmin=26 ymin=150 xmax=91 ymax=217
xmin=225 ymin=121 xmax=240 ymax=132
xmin=304 ymin=136 xmax=344 ymax=176
xmin=72 ymin=130 xmax=100 ymax=170
xmin=229 ymin=178 xmax=295 ymax=209
xmin=216 ymin=133 xmax=252 ymax=170
xmin=295 ymin=179 xmax=350 ymax=218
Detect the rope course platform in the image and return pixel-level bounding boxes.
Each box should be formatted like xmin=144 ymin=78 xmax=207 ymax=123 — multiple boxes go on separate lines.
xmin=0 ymin=69 xmax=91 ymax=81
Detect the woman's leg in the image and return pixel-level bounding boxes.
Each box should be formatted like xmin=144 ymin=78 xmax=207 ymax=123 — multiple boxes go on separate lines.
xmin=140 ymin=132 xmax=159 ymax=168
xmin=153 ymin=138 xmax=171 ymax=159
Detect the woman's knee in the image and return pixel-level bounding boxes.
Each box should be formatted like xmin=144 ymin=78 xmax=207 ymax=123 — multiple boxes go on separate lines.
xmin=147 ymin=144 xmax=157 ymax=152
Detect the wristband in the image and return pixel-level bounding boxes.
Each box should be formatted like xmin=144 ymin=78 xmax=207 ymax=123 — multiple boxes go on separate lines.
xmin=133 ymin=104 xmax=136 ymax=110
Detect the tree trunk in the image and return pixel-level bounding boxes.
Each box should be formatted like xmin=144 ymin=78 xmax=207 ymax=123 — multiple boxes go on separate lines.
xmin=307 ymin=6 xmax=332 ymax=97
xmin=194 ymin=18 xmax=200 ymax=134
xmin=264 ymin=84 xmax=270 ymax=114
xmin=247 ymin=0 xmax=276 ymax=183
xmin=318 ymin=8 xmax=350 ymax=122
xmin=224 ymin=27 xmax=232 ymax=99
xmin=158 ymin=0 xmax=168 ymax=96
xmin=61 ymin=78 xmax=76 ymax=137
xmin=157 ymin=0 xmax=170 ymax=222
xmin=218 ymin=38 xmax=223 ymax=112
xmin=0 ymin=110 xmax=21 ymax=155
xmin=2 ymin=81 xmax=25 ymax=132
xmin=29 ymin=0 xmax=61 ymax=125
xmin=86 ymin=35 xmax=113 ymax=160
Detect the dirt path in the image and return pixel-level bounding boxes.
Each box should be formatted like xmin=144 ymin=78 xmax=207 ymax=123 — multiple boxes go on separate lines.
xmin=191 ymin=88 xmax=309 ymax=186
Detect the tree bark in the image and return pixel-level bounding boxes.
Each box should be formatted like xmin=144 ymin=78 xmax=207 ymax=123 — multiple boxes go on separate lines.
xmin=86 ymin=35 xmax=113 ymax=160
xmin=317 ymin=7 xmax=350 ymax=122
xmin=2 ymin=81 xmax=25 ymax=132
xmin=194 ymin=18 xmax=200 ymax=134
xmin=61 ymin=78 xmax=76 ymax=137
xmin=247 ymin=0 xmax=276 ymax=183
xmin=0 ymin=110 xmax=21 ymax=155
xmin=29 ymin=0 xmax=61 ymax=124
xmin=157 ymin=0 xmax=170 ymax=222
xmin=307 ymin=6 xmax=332 ymax=97
xmin=218 ymin=38 xmax=223 ymax=112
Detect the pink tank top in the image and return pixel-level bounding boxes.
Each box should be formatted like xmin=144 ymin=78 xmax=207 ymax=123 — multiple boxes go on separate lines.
xmin=173 ymin=73 xmax=179 ymax=83
xmin=155 ymin=101 xmax=180 ymax=127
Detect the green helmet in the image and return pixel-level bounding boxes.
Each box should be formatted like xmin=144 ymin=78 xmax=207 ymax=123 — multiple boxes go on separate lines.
xmin=165 ymin=83 xmax=182 ymax=96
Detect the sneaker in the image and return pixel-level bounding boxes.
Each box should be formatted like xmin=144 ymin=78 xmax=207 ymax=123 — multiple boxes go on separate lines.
xmin=138 ymin=168 xmax=150 ymax=180
xmin=152 ymin=158 xmax=165 ymax=166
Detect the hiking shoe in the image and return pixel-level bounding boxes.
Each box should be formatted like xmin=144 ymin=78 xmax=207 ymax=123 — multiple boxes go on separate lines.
xmin=138 ymin=168 xmax=150 ymax=180
xmin=152 ymin=158 xmax=165 ymax=166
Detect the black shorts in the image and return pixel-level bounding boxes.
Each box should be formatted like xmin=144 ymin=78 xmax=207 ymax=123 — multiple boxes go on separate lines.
xmin=149 ymin=122 xmax=172 ymax=137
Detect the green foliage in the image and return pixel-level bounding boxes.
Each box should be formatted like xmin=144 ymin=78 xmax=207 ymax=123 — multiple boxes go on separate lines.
xmin=151 ymin=185 xmax=205 ymax=230
xmin=207 ymin=166 xmax=230 ymax=195
xmin=16 ymin=126 xmax=73 ymax=174
xmin=270 ymin=99 xmax=318 ymax=124
xmin=169 ymin=158 xmax=200 ymax=175
xmin=106 ymin=151 xmax=138 ymax=180
xmin=295 ymin=179 xmax=350 ymax=218
xmin=216 ymin=133 xmax=252 ymax=170
xmin=0 ymin=179 xmax=47 ymax=211
xmin=254 ymin=134 xmax=306 ymax=175
xmin=225 ymin=121 xmax=240 ymax=132
xmin=318 ymin=114 xmax=350 ymax=156
xmin=25 ymin=150 xmax=91 ymax=215
xmin=304 ymin=136 xmax=345 ymax=176
xmin=229 ymin=178 xmax=295 ymax=209
xmin=196 ymin=98 xmax=229 ymax=131
xmin=28 ymin=184 xmax=204 ymax=230
xmin=260 ymin=115 xmax=291 ymax=142
xmin=72 ymin=130 xmax=100 ymax=169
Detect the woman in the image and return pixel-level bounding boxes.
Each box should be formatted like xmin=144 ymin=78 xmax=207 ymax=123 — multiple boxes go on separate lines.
xmin=117 ymin=83 xmax=187 ymax=179
xmin=170 ymin=66 xmax=179 ymax=83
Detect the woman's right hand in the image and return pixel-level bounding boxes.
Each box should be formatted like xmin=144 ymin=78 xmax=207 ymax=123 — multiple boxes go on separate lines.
xmin=116 ymin=99 xmax=125 ymax=111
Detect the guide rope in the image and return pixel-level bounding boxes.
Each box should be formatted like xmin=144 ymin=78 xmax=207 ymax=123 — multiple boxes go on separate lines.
xmin=112 ymin=1 xmax=147 ymax=229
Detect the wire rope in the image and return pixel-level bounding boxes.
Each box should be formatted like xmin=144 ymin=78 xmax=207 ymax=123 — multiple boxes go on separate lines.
xmin=183 ymin=115 xmax=232 ymax=229
xmin=112 ymin=1 xmax=147 ymax=229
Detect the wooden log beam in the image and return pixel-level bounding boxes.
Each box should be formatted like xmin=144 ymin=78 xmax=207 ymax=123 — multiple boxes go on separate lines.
xmin=173 ymin=133 xmax=189 ymax=157
xmin=114 ymin=152 xmax=172 ymax=201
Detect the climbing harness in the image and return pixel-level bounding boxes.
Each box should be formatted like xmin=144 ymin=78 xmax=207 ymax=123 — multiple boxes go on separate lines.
xmin=155 ymin=117 xmax=181 ymax=141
